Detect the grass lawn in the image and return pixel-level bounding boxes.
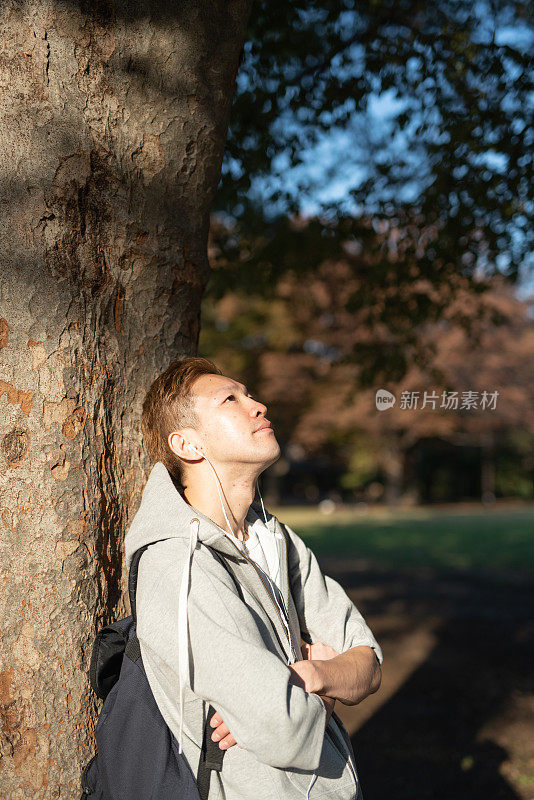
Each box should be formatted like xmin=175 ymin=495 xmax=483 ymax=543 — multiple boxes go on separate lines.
xmin=272 ymin=503 xmax=534 ymax=572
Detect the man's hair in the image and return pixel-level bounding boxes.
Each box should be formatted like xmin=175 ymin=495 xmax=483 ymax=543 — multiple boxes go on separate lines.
xmin=141 ymin=357 xmax=222 ymax=487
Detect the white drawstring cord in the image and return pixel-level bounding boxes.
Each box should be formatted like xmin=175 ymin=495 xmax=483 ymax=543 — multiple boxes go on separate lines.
xmin=306 ymin=772 xmax=318 ymax=799
xmin=176 ymin=517 xmax=199 ymax=754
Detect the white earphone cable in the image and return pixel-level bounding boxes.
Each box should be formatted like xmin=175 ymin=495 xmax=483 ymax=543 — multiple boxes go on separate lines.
xmin=189 ymin=445 xmax=235 ymax=537
xmin=256 ymin=477 xmax=269 ymax=526
xmin=189 ymin=445 xmax=296 ymax=667
xmin=189 ymin=445 xmax=269 ymax=537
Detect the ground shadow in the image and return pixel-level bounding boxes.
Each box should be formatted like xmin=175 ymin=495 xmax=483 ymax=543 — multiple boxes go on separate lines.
xmin=320 ymin=561 xmax=534 ymax=799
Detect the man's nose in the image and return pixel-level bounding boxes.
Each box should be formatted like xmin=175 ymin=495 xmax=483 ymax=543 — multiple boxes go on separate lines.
xmin=251 ymin=399 xmax=267 ymax=414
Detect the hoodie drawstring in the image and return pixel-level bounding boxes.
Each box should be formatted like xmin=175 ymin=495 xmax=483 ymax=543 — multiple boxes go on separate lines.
xmin=306 ymin=772 xmax=318 ymax=799
xmin=177 ymin=517 xmax=199 ymax=754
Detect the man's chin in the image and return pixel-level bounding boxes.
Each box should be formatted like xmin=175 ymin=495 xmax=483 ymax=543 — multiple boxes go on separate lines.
xmin=264 ymin=440 xmax=282 ymax=466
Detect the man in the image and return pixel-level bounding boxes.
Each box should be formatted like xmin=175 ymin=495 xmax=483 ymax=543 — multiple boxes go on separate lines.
xmin=125 ymin=356 xmax=383 ymax=800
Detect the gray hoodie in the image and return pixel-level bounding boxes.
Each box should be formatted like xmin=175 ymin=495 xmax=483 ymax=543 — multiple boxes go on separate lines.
xmin=124 ymin=461 xmax=383 ymax=800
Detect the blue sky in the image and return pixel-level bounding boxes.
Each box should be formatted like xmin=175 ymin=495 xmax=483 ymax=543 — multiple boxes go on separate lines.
xmin=239 ymin=12 xmax=534 ymax=298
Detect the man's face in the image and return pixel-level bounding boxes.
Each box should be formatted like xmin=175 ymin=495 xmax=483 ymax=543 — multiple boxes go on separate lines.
xmin=188 ymin=373 xmax=281 ymax=471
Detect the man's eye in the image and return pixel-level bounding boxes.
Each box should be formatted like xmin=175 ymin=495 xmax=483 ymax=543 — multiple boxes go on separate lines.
xmin=224 ymin=393 xmax=255 ymax=402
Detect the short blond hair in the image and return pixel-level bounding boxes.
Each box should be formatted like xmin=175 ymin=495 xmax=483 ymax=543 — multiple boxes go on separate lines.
xmin=141 ymin=357 xmax=222 ymax=486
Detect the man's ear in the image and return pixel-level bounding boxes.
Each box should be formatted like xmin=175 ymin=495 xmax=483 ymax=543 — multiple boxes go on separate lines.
xmin=168 ymin=429 xmax=190 ymax=459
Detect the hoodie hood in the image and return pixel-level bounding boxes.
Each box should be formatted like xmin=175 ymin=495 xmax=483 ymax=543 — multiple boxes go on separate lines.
xmin=125 ymin=460 xmax=275 ymax=571
xmin=124 ymin=460 xmax=285 ymax=758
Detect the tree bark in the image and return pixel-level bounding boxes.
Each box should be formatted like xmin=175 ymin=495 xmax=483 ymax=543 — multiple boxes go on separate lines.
xmin=0 ymin=2 xmax=252 ymax=796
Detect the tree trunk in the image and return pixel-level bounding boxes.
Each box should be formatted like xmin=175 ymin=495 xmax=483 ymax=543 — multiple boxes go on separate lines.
xmin=0 ymin=2 xmax=251 ymax=796
xmin=380 ymin=434 xmax=405 ymax=506
xmin=480 ymin=431 xmax=496 ymax=503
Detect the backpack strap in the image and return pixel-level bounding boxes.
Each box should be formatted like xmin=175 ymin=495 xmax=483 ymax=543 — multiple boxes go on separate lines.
xmin=123 ymin=541 xmax=154 ymax=664
xmin=196 ymin=707 xmax=225 ymax=800
xmin=128 ymin=541 xmax=155 ymax=626
xmin=127 ymin=539 xmax=227 ymax=798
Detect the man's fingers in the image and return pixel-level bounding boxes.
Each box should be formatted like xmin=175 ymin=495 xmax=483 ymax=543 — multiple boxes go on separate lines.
xmin=301 ymin=642 xmax=311 ymax=659
xmin=211 ymin=721 xmax=230 ymax=741
xmin=211 ymin=721 xmax=239 ymax=749
xmin=217 ymin=733 xmax=237 ymax=749
xmin=211 ymin=726 xmax=238 ymax=749
xmin=209 ymin=711 xmax=238 ymax=749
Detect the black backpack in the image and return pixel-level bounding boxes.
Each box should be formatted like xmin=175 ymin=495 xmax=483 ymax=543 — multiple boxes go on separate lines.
xmin=80 ymin=539 xmax=232 ymax=800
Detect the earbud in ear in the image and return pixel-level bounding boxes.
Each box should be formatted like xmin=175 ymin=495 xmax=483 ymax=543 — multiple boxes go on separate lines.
xmin=188 ymin=443 xmax=201 ymax=454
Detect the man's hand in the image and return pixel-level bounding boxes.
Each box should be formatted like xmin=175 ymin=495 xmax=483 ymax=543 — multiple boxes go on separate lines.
xmin=287 ymin=657 xmax=323 ymax=694
xmin=313 ymin=645 xmax=382 ymax=706
xmin=301 ymin=639 xmax=340 ymax=662
xmin=289 ymin=639 xmax=341 ymax=727
xmin=209 ymin=709 xmax=242 ymax=750
xmin=287 ymin=660 xmax=337 ymax=726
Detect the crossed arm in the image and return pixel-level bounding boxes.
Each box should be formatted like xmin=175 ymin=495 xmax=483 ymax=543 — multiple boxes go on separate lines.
xmin=209 ymin=638 xmax=381 ymax=750
xmin=210 ymin=521 xmax=383 ymax=751
xmin=291 ymin=639 xmax=382 ymax=705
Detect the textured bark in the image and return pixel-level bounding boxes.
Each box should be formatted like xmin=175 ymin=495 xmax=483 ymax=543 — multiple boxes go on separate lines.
xmin=0 ymin=1 xmax=251 ymax=796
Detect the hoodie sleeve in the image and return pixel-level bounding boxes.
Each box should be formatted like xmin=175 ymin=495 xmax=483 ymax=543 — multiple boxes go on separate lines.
xmin=135 ymin=539 xmax=328 ymax=771
xmin=283 ymin=523 xmax=384 ymax=666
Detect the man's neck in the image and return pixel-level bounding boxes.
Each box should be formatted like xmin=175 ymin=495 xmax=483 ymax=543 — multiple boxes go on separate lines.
xmin=183 ymin=471 xmax=257 ymax=542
